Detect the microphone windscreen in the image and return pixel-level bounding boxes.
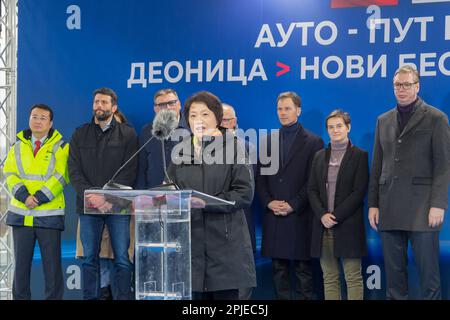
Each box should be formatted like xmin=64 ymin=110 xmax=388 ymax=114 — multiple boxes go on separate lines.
xmin=152 ymin=109 xmax=178 ymax=140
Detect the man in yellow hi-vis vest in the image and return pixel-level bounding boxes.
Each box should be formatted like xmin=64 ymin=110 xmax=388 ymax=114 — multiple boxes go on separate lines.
xmin=3 ymin=104 xmax=69 ymax=300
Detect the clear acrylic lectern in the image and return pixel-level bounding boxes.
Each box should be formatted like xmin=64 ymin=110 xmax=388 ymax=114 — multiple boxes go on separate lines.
xmin=84 ymin=189 xmax=234 ymax=300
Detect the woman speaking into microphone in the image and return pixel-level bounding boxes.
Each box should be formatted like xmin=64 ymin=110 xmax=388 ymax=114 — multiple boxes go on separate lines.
xmin=166 ymin=91 xmax=256 ymax=300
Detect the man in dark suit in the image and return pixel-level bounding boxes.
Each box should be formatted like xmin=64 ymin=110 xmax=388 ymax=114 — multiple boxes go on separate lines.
xmin=256 ymin=92 xmax=324 ymax=300
xmin=368 ymin=65 xmax=450 ymax=300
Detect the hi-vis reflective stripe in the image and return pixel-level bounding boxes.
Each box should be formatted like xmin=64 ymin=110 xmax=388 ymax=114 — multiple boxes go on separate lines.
xmin=8 ymin=204 xmax=64 ymax=217
xmin=11 ymin=182 xmax=25 ymax=195
xmin=14 ymin=140 xmax=64 ymax=181
xmin=41 ymin=185 xmax=55 ymax=201
xmin=40 ymin=173 xmax=68 ymax=201
xmin=46 ymin=140 xmax=64 ymax=177
xmin=54 ymin=172 xmax=67 ymax=187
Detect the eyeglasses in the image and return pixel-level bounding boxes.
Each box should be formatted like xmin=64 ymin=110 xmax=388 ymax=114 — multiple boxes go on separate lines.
xmin=221 ymin=118 xmax=235 ymax=123
xmin=30 ymin=115 xmax=50 ymax=121
xmin=393 ymin=82 xmax=418 ymax=90
xmin=154 ymin=99 xmax=178 ymax=109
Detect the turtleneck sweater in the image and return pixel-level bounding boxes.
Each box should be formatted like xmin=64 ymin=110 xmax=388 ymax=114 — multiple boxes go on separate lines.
xmin=397 ymin=98 xmax=418 ymax=133
xmin=327 ymin=139 xmax=349 ymax=213
xmin=280 ymin=122 xmax=300 ymax=166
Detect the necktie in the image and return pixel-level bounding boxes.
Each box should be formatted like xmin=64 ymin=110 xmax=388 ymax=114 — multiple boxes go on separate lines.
xmin=34 ymin=140 xmax=41 ymax=157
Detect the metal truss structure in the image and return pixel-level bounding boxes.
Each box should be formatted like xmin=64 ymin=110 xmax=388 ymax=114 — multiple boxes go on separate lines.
xmin=0 ymin=0 xmax=17 ymax=300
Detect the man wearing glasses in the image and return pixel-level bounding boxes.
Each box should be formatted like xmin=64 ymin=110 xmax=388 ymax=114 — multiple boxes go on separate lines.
xmin=368 ymin=65 xmax=450 ymax=299
xmin=221 ymin=104 xmax=238 ymax=130
xmin=3 ymin=104 xmax=69 ymax=299
xmin=136 ymin=88 xmax=189 ymax=189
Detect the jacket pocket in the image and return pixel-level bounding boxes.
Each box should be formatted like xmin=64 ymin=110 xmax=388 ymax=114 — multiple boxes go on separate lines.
xmin=414 ymin=129 xmax=432 ymax=136
xmin=412 ymin=177 xmax=432 ymax=185
xmin=379 ymin=178 xmax=386 ymax=185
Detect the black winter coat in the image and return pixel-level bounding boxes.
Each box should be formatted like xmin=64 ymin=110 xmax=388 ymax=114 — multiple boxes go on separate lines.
xmin=256 ymin=124 xmax=324 ymax=260
xmin=308 ymin=143 xmax=369 ymax=258
xmin=68 ymin=117 xmax=138 ymax=213
xmin=167 ymin=132 xmax=257 ymax=292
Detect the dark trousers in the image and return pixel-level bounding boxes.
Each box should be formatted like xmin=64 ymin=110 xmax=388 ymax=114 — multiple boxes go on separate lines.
xmin=12 ymin=226 xmax=63 ymax=300
xmin=272 ymin=258 xmax=313 ymax=300
xmin=239 ymin=287 xmax=253 ymax=300
xmin=380 ymin=230 xmax=441 ymax=300
xmin=193 ymin=289 xmax=239 ymax=300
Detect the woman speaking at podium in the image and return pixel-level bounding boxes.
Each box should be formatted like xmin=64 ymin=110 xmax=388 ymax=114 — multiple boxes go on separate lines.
xmin=167 ymin=91 xmax=256 ymax=300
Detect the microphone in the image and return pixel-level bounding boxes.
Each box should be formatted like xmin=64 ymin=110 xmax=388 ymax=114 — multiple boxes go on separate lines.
xmin=151 ymin=109 xmax=178 ymax=140
xmin=103 ymin=109 xmax=179 ymax=190
xmin=151 ymin=109 xmax=180 ymax=191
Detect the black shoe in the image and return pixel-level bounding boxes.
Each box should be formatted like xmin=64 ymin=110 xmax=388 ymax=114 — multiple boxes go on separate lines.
xmin=100 ymin=286 xmax=113 ymax=300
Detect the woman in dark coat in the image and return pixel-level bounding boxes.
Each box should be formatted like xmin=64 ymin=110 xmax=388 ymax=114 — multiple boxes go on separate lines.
xmin=167 ymin=91 xmax=256 ymax=300
xmin=307 ymin=110 xmax=369 ymax=300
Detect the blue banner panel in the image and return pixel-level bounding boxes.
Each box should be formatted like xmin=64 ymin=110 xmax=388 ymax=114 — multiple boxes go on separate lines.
xmin=17 ymin=0 xmax=450 ymax=299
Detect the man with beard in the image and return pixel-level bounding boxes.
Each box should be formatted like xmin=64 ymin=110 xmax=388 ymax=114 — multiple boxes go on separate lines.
xmin=68 ymin=87 xmax=138 ymax=300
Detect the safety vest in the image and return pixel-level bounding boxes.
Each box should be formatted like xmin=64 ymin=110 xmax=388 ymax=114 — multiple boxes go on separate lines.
xmin=3 ymin=128 xmax=69 ymax=226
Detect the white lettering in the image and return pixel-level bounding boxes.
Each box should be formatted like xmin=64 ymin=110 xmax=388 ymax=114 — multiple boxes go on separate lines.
xmin=446 ymin=16 xmax=450 ymax=40
xmin=164 ymin=61 xmax=184 ymax=83
xmin=300 ymin=56 xmax=320 ymax=79
xmin=315 ymin=21 xmax=338 ymax=46
xmin=322 ymin=56 xmax=344 ymax=79
xmin=366 ymin=265 xmax=381 ymax=290
xmin=66 ymin=265 xmax=81 ymax=290
xmin=206 ymin=60 xmax=224 ymax=82
xmin=414 ymin=16 xmax=433 ymax=42
xmin=369 ymin=18 xmax=390 ymax=43
xmin=186 ymin=60 xmax=203 ymax=82
xmin=227 ymin=59 xmax=247 ymax=85
xmin=346 ymin=55 xmax=365 ymax=78
xmin=254 ymin=24 xmax=276 ymax=48
xmin=248 ymin=59 xmax=268 ymax=81
xmin=127 ymin=63 xmax=147 ymax=88
xmin=148 ymin=62 xmax=163 ymax=84
xmin=439 ymin=52 xmax=450 ymax=75
xmin=420 ymin=52 xmax=437 ymax=76
xmin=368 ymin=54 xmax=387 ymax=78
xmin=393 ymin=18 xmax=413 ymax=43
xmin=277 ymin=23 xmax=297 ymax=47
xmin=66 ymin=5 xmax=81 ymax=30
xmin=366 ymin=5 xmax=381 ymax=30
xmin=399 ymin=53 xmax=418 ymax=70
xmin=296 ymin=22 xmax=315 ymax=46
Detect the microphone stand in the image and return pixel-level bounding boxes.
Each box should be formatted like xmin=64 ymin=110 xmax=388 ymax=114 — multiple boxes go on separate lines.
xmin=158 ymin=139 xmax=179 ymax=190
xmin=103 ymin=135 xmax=156 ymax=190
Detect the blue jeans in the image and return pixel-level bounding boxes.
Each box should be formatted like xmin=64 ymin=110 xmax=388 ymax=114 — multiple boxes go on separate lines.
xmin=100 ymin=258 xmax=112 ymax=288
xmin=79 ymin=214 xmax=132 ymax=300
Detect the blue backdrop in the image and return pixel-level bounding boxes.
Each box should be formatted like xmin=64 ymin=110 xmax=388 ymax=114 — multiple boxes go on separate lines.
xmin=16 ymin=0 xmax=450 ymax=299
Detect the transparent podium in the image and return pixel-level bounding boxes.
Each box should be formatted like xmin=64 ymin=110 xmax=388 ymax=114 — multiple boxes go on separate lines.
xmin=84 ymin=189 xmax=234 ymax=300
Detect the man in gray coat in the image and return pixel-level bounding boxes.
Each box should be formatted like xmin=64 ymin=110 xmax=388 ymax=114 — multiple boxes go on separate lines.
xmin=368 ymin=65 xmax=450 ymax=300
